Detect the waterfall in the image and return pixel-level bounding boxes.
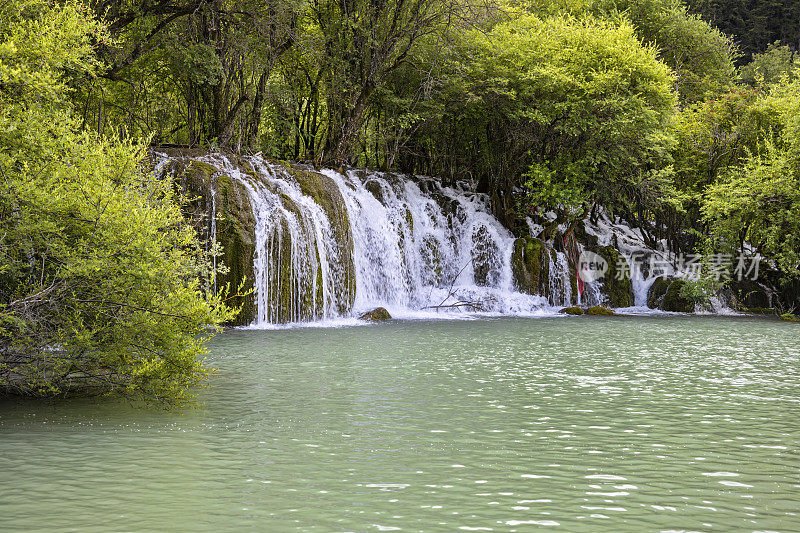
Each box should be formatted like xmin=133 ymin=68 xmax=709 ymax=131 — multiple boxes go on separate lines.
xmin=548 ymin=250 xmax=572 ymax=307
xmin=634 ymin=276 xmax=659 ymax=307
xmin=210 ymin=180 xmax=217 ymax=296
xmin=202 ymin=155 xmax=353 ymax=324
xmin=321 ymin=169 xmax=549 ymax=318
xmin=159 ymin=152 xmax=665 ymax=325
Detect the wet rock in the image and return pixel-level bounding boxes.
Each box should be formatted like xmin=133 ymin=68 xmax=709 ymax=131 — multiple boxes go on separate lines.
xmin=660 ymin=279 xmax=694 ymax=312
xmin=647 ymin=277 xmax=694 ymax=312
xmin=511 ymin=237 xmax=549 ymax=295
xmin=359 ymin=307 xmax=392 ymax=322
xmin=586 ymin=305 xmax=614 ymax=316
xmin=560 ymin=306 xmax=584 ymax=315
xmin=287 ymin=164 xmax=357 ymax=316
xmin=365 ymin=180 xmax=385 ymax=203
xmin=596 ymin=246 xmax=633 ymax=307
xmin=647 ymin=277 xmax=672 ymax=309
xmin=169 ymin=158 xmax=257 ymax=326
xmin=471 ymin=225 xmax=500 ymax=286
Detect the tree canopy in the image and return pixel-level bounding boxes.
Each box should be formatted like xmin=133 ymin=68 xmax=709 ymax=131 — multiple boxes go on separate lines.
xmin=0 ymin=0 xmax=234 ymax=401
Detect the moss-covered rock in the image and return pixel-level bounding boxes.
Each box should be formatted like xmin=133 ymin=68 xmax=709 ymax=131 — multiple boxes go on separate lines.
xmin=596 ymin=246 xmax=634 ymax=307
xmin=586 ymin=305 xmax=614 ymax=316
xmin=287 ymin=165 xmax=356 ymax=315
xmin=560 ymin=306 xmax=584 ymax=315
xmin=647 ymin=276 xmax=672 ymax=309
xmin=569 ymin=262 xmax=580 ymax=306
xmin=359 ymin=307 xmax=392 ymax=321
xmin=162 ymin=152 xmax=358 ymax=326
xmin=216 ymin=173 xmax=258 ymax=325
xmin=573 ymin=220 xmax=599 ymax=249
xmin=646 ymin=277 xmax=694 ymax=312
xmin=421 ymin=235 xmax=443 ymax=285
xmin=510 ymin=237 xmax=549 ymax=295
xmin=365 ymin=180 xmax=385 ymax=203
xmin=472 ymin=225 xmax=498 ymax=286
xmin=661 ymin=279 xmax=694 ymax=312
xmin=169 ymin=158 xmax=257 ymax=326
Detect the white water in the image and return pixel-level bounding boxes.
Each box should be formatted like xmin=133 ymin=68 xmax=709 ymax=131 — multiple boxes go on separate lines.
xmin=209 ymin=156 xmax=559 ymax=323
xmin=157 ymin=154 xmax=690 ymax=325
xmin=320 ymin=168 xmax=552 ymax=319
xmin=203 ymin=155 xmax=350 ymax=323
xmin=583 ymin=209 xmax=740 ymax=313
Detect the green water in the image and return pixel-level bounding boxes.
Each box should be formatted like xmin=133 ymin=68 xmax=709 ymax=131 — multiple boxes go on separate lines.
xmin=1 ymin=316 xmax=799 ymax=532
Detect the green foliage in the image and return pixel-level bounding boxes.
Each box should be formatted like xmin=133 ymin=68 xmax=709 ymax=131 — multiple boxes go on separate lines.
xmin=701 ymin=78 xmax=800 ymax=278
xmin=677 ymin=278 xmax=712 ymax=310
xmin=677 ymin=245 xmax=726 ymax=311
xmin=0 ymin=0 xmax=234 ymax=401
xmin=606 ymin=0 xmax=737 ymax=103
xmin=703 ymin=141 xmax=800 ymax=276
xmin=740 ymin=42 xmax=800 ymax=89
xmin=78 ymin=0 xmax=301 ymax=146
xmin=467 ymin=14 xmax=676 ymax=212
xmin=517 ymin=0 xmax=738 ymax=102
xmin=671 ymin=87 xmax=765 ymax=196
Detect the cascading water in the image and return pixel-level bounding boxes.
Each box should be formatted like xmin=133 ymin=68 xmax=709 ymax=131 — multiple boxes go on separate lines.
xmin=157 ymin=153 xmax=639 ymax=325
xmin=547 ymin=250 xmax=573 ymax=307
xmin=321 ymin=169 xmax=551 ymax=317
xmin=201 ymin=155 xmax=354 ymax=324
xmin=210 ymin=181 xmax=217 ymax=296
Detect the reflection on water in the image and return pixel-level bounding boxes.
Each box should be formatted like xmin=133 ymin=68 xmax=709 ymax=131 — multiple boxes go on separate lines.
xmin=1 ymin=316 xmax=799 ymax=531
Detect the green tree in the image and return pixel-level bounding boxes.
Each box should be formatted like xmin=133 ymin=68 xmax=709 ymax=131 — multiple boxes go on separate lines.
xmin=0 ymin=0 xmax=234 ymax=400
xmin=702 ymin=78 xmax=800 ymax=277
xmin=406 ymin=14 xmax=676 ymax=227
xmin=309 ymin=0 xmax=454 ymax=165
xmin=669 ymin=78 xmax=790 ymax=246
xmin=671 ymin=87 xmax=765 ymax=196
xmin=82 ymin=0 xmax=299 ymax=147
xmin=517 ymin=0 xmax=738 ymax=103
xmin=740 ymin=41 xmax=800 ymax=89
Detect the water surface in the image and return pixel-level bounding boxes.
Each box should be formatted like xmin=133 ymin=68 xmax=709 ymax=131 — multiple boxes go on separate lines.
xmin=1 ymin=316 xmax=798 ymax=531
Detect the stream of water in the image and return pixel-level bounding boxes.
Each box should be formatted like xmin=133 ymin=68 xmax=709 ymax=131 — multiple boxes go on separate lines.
xmin=1 ymin=315 xmax=798 ymax=531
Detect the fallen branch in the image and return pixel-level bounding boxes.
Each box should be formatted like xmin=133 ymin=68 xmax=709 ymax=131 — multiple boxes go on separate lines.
xmin=432 ymin=259 xmax=473 ymax=309
xmin=423 ymin=301 xmax=484 ymax=311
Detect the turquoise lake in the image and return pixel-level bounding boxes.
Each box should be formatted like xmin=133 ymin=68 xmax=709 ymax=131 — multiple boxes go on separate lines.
xmin=1 ymin=315 xmax=798 ymax=531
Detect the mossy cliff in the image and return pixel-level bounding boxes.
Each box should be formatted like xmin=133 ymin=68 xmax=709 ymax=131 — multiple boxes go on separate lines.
xmin=510 ymin=237 xmax=551 ymax=297
xmin=161 ymin=152 xmax=257 ymax=325
xmin=283 ymin=165 xmax=356 ymax=318
xmin=156 ymin=150 xmax=356 ymax=325
xmin=510 ymin=231 xmax=635 ymax=308
xmin=595 ymin=246 xmax=634 ymax=308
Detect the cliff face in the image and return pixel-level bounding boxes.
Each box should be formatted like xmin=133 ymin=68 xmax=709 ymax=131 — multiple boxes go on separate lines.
xmin=156 ymin=150 xmax=792 ymax=325
xmin=160 ymin=150 xmax=257 ymax=326
xmin=158 ymin=149 xmax=356 ymax=325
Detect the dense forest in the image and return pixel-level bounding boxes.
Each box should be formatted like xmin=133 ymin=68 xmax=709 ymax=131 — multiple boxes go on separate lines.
xmin=77 ymin=0 xmax=799 ymax=263
xmin=1 ymin=0 xmax=798 ymax=399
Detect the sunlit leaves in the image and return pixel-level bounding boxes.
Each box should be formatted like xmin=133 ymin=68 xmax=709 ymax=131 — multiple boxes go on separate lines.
xmin=0 ymin=0 xmax=234 ymax=402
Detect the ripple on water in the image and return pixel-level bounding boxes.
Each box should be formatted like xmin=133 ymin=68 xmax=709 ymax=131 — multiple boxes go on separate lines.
xmin=0 ymin=316 xmax=799 ymax=532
